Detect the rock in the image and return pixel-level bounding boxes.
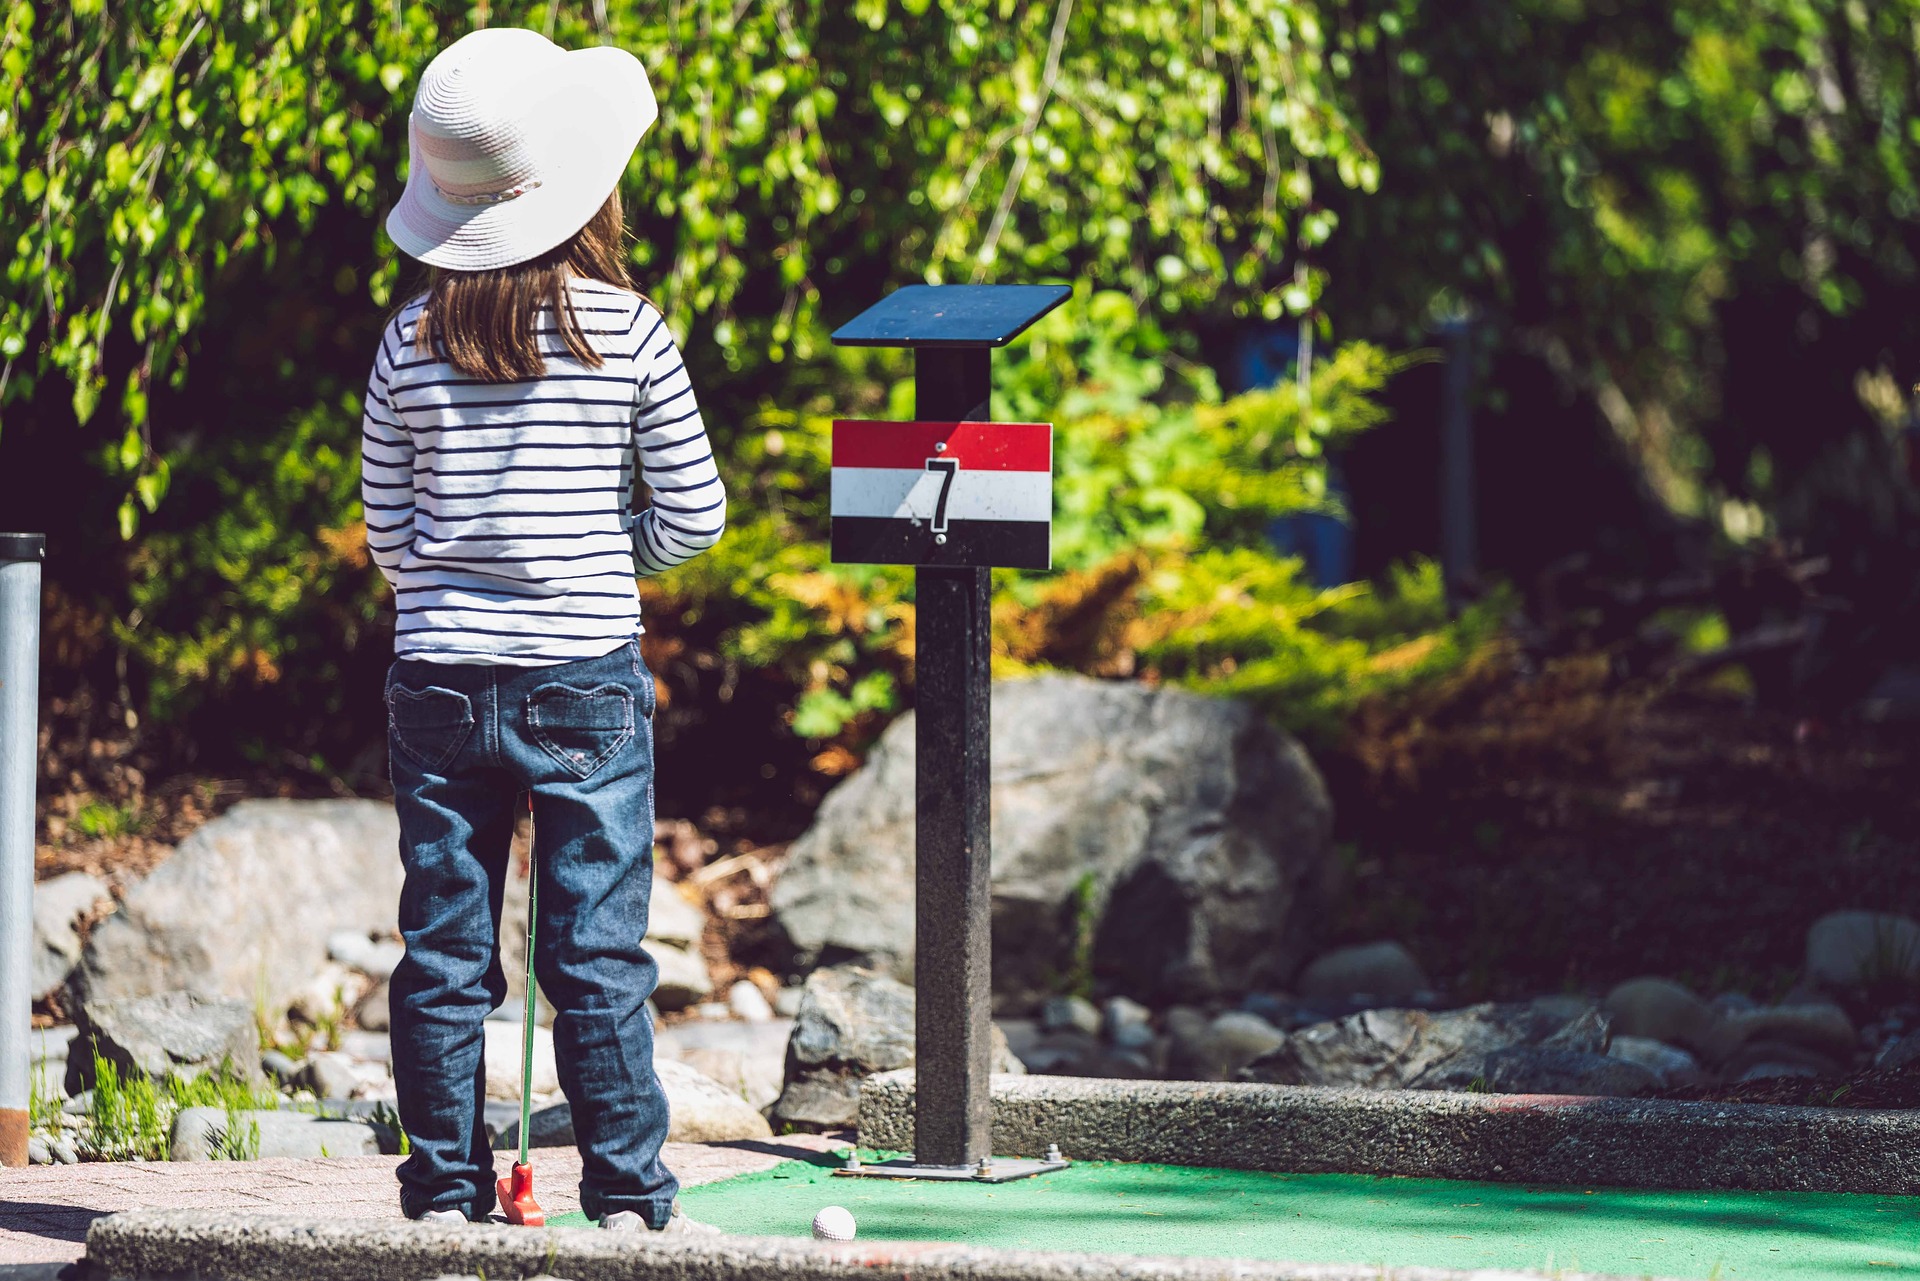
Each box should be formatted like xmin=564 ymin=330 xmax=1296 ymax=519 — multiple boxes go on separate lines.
xmin=1720 ymin=1039 xmax=1845 ymax=1081
xmin=1102 ymin=997 xmax=1152 ymax=1040
xmin=768 ymin=966 xmax=1023 ymax=1132
xmin=1041 ymin=995 xmax=1102 ymax=1037
xmin=499 ymin=1059 xmax=774 ymax=1149
xmin=260 ymin=1050 xmax=302 ymax=1086
xmin=302 ymin=1051 xmax=375 ymax=1100
xmin=482 ymin=1020 xmax=559 ymax=1100
xmin=727 ymin=980 xmax=774 ymax=1023
xmin=49 ymin=1136 xmax=79 ymax=1164
xmin=1806 ymin=912 xmax=1920 ymax=990
xmin=77 ymin=800 xmax=404 ymax=1016
xmin=32 ymin=872 xmax=111 ymax=1001
xmin=647 ymin=880 xmax=708 ymax=949
xmin=480 ymin=1100 xmax=527 ymax=1149
xmin=1607 ymin=1036 xmax=1703 ymax=1086
xmin=771 ymin=675 xmax=1336 ymax=1005
xmin=1242 ymin=1000 xmax=1608 ymax=1091
xmin=773 ymin=986 xmax=805 ymax=1018
xmin=28 ymin=1136 xmax=52 ymax=1165
xmin=170 ymin=1107 xmax=381 ymax=1161
xmin=340 ymin=1030 xmax=392 ymax=1064
xmin=1296 ymin=942 xmax=1429 ymax=1002
xmin=1715 ymin=1003 xmax=1856 ymax=1061
xmin=691 ymin=1002 xmax=731 ymax=1020
xmin=655 ymin=1010 xmax=792 ymax=1112
xmin=326 ymin=931 xmax=405 ymax=981
xmin=1478 ymin=1047 xmax=1657 ymax=1097
xmin=1603 ymin=977 xmax=1724 ymax=1056
xmin=287 ymin=964 xmax=362 ymax=1027
xmin=1169 ymin=1011 xmax=1287 ymax=1081
xmin=493 ymin=1101 xmax=579 ymax=1151
xmin=1102 ymin=999 xmax=1158 ymax=1053
xmin=32 ymin=1024 xmax=80 ymax=1066
xmin=1737 ymin=1060 xmax=1821 ymax=1083
xmin=353 ymin=979 xmax=391 ymax=1032
xmin=659 ymin=1058 xmax=775 ymax=1141
xmin=650 ymin=943 xmax=713 ymax=1012
xmin=1876 ymin=1031 xmax=1920 ymax=1071
xmin=67 ymin=991 xmax=261 ymax=1095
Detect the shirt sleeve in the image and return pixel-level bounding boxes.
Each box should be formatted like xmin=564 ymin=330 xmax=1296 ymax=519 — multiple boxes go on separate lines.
xmin=630 ymin=303 xmax=727 ymax=576
xmin=359 ymin=314 xmax=414 ymax=587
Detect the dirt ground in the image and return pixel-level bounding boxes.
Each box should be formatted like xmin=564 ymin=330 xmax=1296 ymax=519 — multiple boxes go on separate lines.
xmin=1324 ymin=653 xmax=1920 ymax=1006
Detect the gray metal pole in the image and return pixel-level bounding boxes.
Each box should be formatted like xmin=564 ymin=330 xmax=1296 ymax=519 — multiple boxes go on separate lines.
xmin=0 ymin=532 xmax=44 ymax=1167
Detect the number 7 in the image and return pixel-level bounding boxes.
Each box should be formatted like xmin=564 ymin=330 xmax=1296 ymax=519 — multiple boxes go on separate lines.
xmin=925 ymin=456 xmax=959 ymax=534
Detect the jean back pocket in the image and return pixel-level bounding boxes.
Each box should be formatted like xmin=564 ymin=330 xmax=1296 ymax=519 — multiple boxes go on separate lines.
xmin=388 ymin=684 xmax=475 ymax=774
xmin=527 ymin=682 xmax=635 ymax=780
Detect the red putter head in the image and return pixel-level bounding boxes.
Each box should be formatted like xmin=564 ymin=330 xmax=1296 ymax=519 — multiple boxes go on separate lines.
xmin=498 ymin=1162 xmax=544 ymax=1226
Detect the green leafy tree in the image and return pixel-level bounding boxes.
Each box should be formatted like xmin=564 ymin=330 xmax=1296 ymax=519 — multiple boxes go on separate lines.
xmin=3 ymin=0 xmax=1416 ymax=765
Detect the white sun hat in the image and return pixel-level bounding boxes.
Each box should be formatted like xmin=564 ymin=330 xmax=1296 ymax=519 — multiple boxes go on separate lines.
xmin=386 ymin=27 xmax=657 ymax=272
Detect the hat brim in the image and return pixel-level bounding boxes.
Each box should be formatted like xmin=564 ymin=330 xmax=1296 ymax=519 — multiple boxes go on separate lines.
xmin=386 ymin=45 xmax=657 ymax=272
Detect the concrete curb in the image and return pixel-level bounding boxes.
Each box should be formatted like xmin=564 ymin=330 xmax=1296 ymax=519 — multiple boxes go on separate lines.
xmin=858 ymin=1070 xmax=1920 ymax=1195
xmin=83 ymin=1210 xmax=1640 ymax=1281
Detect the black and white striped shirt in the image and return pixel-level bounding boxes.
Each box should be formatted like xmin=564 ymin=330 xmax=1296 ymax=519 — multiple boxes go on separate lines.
xmin=359 ymin=280 xmax=726 ymax=665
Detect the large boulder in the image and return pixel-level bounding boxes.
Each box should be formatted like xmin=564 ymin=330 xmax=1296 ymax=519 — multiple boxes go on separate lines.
xmin=769 ymin=966 xmax=1024 ymax=1132
xmin=771 ymin=676 xmax=1335 ymax=1005
xmin=76 ymin=800 xmax=404 ymax=1014
xmin=67 ymin=991 xmax=261 ymax=1094
xmin=1242 ymin=1000 xmax=1619 ymax=1093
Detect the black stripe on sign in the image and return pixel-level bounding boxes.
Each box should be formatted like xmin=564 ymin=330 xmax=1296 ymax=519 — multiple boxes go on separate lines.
xmin=831 ymin=516 xmax=1051 ymax=571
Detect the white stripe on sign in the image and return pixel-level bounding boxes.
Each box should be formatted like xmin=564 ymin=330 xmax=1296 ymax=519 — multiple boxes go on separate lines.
xmin=831 ymin=466 xmax=1052 ymax=525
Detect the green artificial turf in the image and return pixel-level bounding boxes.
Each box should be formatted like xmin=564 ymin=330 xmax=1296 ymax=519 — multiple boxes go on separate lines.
xmin=551 ymin=1152 xmax=1919 ymax=1279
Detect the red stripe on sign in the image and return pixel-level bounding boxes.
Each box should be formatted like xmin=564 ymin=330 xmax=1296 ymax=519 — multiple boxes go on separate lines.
xmin=833 ymin=420 xmax=1052 ymax=472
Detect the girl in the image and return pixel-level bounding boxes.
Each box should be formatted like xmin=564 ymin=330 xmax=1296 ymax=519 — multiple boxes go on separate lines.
xmin=360 ymin=27 xmax=724 ymax=1233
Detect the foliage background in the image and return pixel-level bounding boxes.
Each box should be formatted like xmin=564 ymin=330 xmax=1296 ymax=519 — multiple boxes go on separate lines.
xmin=3 ymin=0 xmax=1917 ymax=819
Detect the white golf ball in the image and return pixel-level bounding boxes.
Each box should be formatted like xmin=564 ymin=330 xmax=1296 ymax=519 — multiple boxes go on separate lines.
xmin=812 ymin=1205 xmax=857 ymax=1242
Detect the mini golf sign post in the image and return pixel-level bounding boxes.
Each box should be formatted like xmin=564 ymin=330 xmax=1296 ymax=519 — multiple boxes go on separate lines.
xmin=829 ymin=284 xmax=1070 ymax=1184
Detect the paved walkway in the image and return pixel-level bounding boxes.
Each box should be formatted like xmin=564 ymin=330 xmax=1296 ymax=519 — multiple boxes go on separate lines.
xmin=0 ymin=1136 xmax=848 ymax=1271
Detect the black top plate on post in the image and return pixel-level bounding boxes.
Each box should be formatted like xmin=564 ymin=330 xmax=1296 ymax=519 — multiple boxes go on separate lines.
xmin=830 ymin=284 xmax=1071 ymax=349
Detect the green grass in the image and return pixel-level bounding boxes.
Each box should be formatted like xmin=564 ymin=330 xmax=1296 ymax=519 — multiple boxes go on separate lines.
xmin=547 ymin=1155 xmax=1920 ymax=1281
xmin=71 ymin=799 xmax=143 ymax=840
xmin=84 ymin=1047 xmax=279 ymax=1161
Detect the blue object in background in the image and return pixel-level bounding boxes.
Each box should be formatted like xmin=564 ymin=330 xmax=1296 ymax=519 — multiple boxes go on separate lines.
xmin=1231 ymin=325 xmax=1354 ymax=588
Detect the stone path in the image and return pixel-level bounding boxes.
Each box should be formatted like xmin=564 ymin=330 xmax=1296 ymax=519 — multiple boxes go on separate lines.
xmin=0 ymin=1135 xmax=848 ymax=1270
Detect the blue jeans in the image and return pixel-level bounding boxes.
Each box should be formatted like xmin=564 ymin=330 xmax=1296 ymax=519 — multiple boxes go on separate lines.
xmin=384 ymin=636 xmax=677 ymax=1225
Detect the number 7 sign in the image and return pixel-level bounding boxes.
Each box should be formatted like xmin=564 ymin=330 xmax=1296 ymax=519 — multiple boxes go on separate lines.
xmin=830 ymin=420 xmax=1053 ymax=569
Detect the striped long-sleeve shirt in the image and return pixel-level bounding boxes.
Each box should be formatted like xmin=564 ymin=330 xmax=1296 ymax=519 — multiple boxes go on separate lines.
xmin=359 ymin=280 xmax=726 ymax=665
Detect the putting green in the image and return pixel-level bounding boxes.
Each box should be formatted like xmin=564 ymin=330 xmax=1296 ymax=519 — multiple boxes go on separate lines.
xmin=552 ymin=1153 xmax=1919 ymax=1278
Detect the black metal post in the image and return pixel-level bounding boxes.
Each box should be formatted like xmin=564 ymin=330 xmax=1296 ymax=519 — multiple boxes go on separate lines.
xmin=913 ymin=348 xmax=994 ymax=1168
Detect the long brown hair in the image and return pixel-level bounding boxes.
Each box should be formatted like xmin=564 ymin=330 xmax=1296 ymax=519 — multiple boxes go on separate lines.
xmin=410 ymin=192 xmax=636 ymax=382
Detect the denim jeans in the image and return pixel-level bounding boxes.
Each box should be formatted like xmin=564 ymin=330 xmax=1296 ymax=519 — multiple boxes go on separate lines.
xmin=384 ymin=635 xmax=677 ymax=1225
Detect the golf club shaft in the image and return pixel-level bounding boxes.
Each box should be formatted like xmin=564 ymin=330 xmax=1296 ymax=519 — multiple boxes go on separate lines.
xmin=519 ymin=791 xmax=537 ymax=1168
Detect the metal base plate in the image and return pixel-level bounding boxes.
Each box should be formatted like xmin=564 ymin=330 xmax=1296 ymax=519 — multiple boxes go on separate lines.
xmin=833 ymin=1157 xmax=1070 ymax=1184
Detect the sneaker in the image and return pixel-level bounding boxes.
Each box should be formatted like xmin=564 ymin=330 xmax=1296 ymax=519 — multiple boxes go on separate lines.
xmin=418 ymin=1209 xmax=467 ymax=1226
xmin=599 ymin=1204 xmax=719 ymax=1236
